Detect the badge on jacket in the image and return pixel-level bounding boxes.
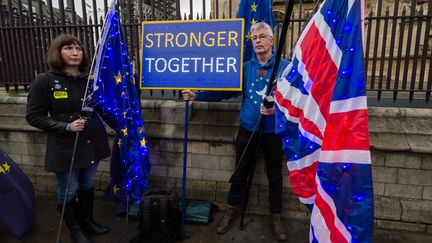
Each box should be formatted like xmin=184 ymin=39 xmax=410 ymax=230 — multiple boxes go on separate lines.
xmin=53 ymin=91 xmax=68 ymax=99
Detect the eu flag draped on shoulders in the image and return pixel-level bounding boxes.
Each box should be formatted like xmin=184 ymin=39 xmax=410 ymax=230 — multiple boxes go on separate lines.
xmin=274 ymin=0 xmax=373 ymax=242
xmin=0 ymin=148 xmax=34 ymax=239
xmin=237 ymin=0 xmax=275 ymax=62
xmin=86 ymin=2 xmax=150 ymax=216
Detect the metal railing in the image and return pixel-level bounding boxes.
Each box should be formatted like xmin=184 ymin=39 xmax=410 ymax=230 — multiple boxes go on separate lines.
xmin=0 ymin=0 xmax=431 ymax=105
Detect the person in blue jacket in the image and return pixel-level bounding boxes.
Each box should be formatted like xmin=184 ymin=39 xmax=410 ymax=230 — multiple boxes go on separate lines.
xmin=182 ymin=22 xmax=289 ymax=241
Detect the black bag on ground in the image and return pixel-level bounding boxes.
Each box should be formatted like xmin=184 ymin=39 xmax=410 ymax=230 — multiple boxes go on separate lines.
xmin=132 ymin=189 xmax=180 ymax=243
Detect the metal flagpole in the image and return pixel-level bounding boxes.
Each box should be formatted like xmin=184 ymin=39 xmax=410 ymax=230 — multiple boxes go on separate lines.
xmin=180 ymin=99 xmax=189 ymax=238
xmin=239 ymin=0 xmax=295 ymax=230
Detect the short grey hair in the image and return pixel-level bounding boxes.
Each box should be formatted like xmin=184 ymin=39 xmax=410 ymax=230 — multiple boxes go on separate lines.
xmin=250 ymin=22 xmax=273 ymax=37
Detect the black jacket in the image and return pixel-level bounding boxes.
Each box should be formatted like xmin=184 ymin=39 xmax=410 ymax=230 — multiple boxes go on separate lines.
xmin=26 ymin=69 xmax=117 ymax=172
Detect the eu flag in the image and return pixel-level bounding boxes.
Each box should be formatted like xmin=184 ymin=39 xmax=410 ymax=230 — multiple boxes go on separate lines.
xmin=275 ymin=0 xmax=373 ymax=242
xmin=86 ymin=2 xmax=150 ymax=215
xmin=0 ymin=148 xmax=34 ymax=239
xmin=237 ymin=0 xmax=275 ymax=62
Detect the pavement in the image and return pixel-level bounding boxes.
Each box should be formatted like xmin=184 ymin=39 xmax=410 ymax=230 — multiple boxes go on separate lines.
xmin=1 ymin=192 xmax=431 ymax=243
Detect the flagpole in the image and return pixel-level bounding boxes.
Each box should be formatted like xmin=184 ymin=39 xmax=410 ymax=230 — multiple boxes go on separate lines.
xmin=180 ymin=99 xmax=189 ymax=238
xmin=55 ymin=131 xmax=80 ymax=243
xmin=81 ymin=4 xmax=113 ymax=111
xmin=239 ymin=0 xmax=295 ymax=230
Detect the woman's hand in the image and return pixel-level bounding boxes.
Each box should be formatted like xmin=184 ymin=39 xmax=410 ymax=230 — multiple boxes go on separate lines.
xmin=181 ymin=90 xmax=196 ymax=101
xmin=69 ymin=118 xmax=87 ymax=132
xmin=260 ymin=104 xmax=275 ymax=116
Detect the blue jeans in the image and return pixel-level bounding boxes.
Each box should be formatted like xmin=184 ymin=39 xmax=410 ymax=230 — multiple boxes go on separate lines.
xmin=55 ymin=162 xmax=99 ymax=204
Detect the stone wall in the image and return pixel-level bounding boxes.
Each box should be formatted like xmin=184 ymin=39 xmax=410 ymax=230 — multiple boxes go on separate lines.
xmin=0 ymin=96 xmax=431 ymax=233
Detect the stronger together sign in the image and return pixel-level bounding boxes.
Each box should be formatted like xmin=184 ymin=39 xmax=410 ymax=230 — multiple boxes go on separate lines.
xmin=140 ymin=19 xmax=244 ymax=91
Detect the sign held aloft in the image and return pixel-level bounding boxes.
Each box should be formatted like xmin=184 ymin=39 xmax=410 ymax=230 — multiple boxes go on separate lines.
xmin=140 ymin=19 xmax=244 ymax=91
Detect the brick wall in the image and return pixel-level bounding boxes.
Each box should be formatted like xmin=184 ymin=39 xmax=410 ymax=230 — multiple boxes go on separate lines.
xmin=0 ymin=96 xmax=431 ymax=233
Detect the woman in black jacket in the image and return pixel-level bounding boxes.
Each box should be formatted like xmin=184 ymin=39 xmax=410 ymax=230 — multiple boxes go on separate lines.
xmin=26 ymin=34 xmax=117 ymax=243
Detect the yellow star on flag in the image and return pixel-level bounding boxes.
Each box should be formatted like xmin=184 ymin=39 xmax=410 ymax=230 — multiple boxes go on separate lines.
xmin=121 ymin=128 xmax=128 ymax=136
xmin=246 ymin=31 xmax=252 ymax=40
xmin=118 ymin=138 xmax=122 ymax=147
xmin=123 ymin=111 xmax=127 ymax=119
xmin=115 ymin=71 xmax=122 ymax=85
xmin=0 ymin=165 xmax=4 ymax=174
xmin=2 ymin=162 xmax=10 ymax=173
xmin=251 ymin=2 xmax=257 ymax=12
xmin=121 ymin=91 xmax=126 ymax=97
xmin=113 ymin=185 xmax=120 ymax=194
xmin=138 ymin=127 xmax=144 ymax=134
xmin=140 ymin=138 xmax=147 ymax=148
xmin=251 ymin=18 xmax=257 ymax=26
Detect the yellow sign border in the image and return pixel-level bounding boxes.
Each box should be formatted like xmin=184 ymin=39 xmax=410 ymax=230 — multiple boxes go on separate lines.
xmin=139 ymin=18 xmax=244 ymax=91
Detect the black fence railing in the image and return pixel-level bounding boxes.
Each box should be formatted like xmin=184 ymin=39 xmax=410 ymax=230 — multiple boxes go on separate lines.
xmin=0 ymin=0 xmax=431 ymax=105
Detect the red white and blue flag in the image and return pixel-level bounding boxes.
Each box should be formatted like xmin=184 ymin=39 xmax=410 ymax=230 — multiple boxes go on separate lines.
xmin=274 ymin=0 xmax=373 ymax=242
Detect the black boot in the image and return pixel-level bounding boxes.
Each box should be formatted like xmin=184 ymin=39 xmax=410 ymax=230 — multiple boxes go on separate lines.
xmin=77 ymin=188 xmax=110 ymax=235
xmin=59 ymin=198 xmax=94 ymax=243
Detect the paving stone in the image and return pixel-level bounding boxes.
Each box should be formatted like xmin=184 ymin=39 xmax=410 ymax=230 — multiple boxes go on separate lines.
xmin=401 ymin=116 xmax=432 ymax=135
xmin=27 ymin=143 xmax=46 ymax=156
xmin=398 ymin=169 xmax=432 ymax=186
xmin=21 ymin=154 xmax=44 ymax=166
xmin=202 ymin=169 xmax=231 ymax=182
xmin=406 ymin=135 xmax=432 ymax=153
xmin=374 ymin=196 xmax=402 ymax=220
xmin=34 ymin=132 xmax=47 ymax=143
xmin=168 ymin=166 xmax=203 ymax=180
xmin=188 ymin=141 xmax=210 ymax=154
xmin=158 ymin=151 xmax=190 ymax=167
xmin=160 ymin=100 xmax=186 ymax=124
xmin=423 ymin=186 xmax=432 ymax=200
xmin=369 ymin=116 xmax=402 ymax=133
xmin=375 ymin=219 xmax=426 ymax=232
xmin=401 ymin=199 xmax=432 ymax=224
xmin=372 ymin=166 xmax=397 ymax=183
xmin=219 ymin=155 xmax=235 ymax=170
xmin=158 ymin=139 xmax=184 ymax=153
xmin=374 ymin=182 xmax=385 ymax=196
xmin=369 ymin=133 xmax=410 ymax=151
xmin=384 ymin=183 xmax=423 ymax=199
xmin=215 ymin=181 xmax=230 ymax=203
xmin=385 ymin=152 xmax=422 ymax=169
xmin=182 ymin=180 xmax=216 ymax=201
xmin=0 ymin=131 xmax=34 ymax=142
xmin=205 ymin=110 xmax=238 ymax=126
xmin=421 ymin=155 xmax=432 ymax=170
xmin=150 ymin=165 xmax=168 ymax=177
xmin=2 ymin=141 xmax=28 ymax=155
xmin=371 ymin=150 xmax=386 ymax=166
xmin=190 ymin=154 xmax=219 ymax=169
xmin=209 ymin=142 xmax=235 ymax=156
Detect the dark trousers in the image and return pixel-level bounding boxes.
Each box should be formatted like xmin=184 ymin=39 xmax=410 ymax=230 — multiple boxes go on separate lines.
xmin=228 ymin=126 xmax=283 ymax=213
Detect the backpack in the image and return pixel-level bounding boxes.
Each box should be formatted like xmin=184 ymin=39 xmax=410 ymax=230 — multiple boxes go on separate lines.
xmin=132 ymin=189 xmax=180 ymax=243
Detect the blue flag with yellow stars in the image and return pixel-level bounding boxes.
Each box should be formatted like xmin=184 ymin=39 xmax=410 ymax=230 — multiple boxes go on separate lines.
xmin=0 ymin=148 xmax=34 ymax=239
xmin=237 ymin=0 xmax=275 ymax=62
xmin=87 ymin=2 xmax=150 ymax=216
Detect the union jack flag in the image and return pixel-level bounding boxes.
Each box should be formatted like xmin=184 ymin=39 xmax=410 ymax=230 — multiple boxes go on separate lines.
xmin=274 ymin=0 xmax=373 ymax=242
